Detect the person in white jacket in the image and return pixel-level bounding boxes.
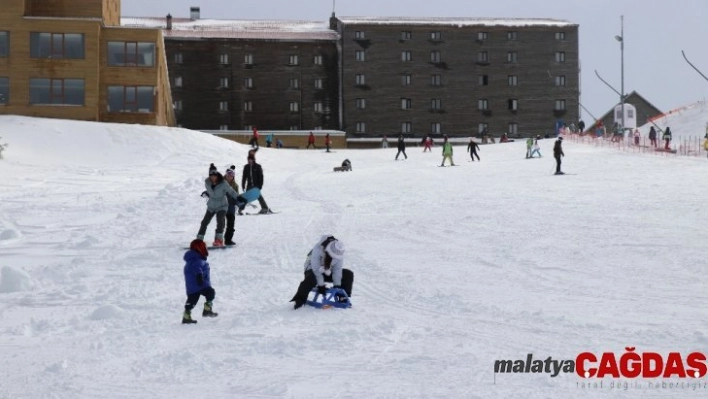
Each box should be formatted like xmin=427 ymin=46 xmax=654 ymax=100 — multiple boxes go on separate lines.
xmin=290 ymin=235 xmax=354 ymax=309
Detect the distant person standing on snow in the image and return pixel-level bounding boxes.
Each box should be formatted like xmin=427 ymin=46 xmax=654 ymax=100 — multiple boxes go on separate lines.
xmin=223 ymin=166 xmax=240 ymax=245
xmin=198 ymin=164 xmax=241 ymax=247
xmin=633 ymin=129 xmax=641 ymax=146
xmin=241 ymin=154 xmax=271 ymax=214
xmin=553 ymin=137 xmax=565 ymax=175
xmin=395 ymin=134 xmax=408 ymax=160
xmin=663 ymin=127 xmax=672 ymax=150
xmin=525 ymin=137 xmax=534 ymax=158
xmin=381 ymin=135 xmax=388 ymax=148
xmin=441 ymin=136 xmax=455 ymax=166
xmin=307 ymin=132 xmax=316 ymax=149
xmin=703 ymin=136 xmax=708 ymax=158
xmin=578 ymin=120 xmax=586 ymax=133
xmin=649 ymin=127 xmax=658 ymax=148
xmin=266 ymin=133 xmax=274 ymax=148
xmin=530 ymin=136 xmax=542 ymax=158
xmin=423 ymin=135 xmax=433 ymax=152
xmin=467 ymin=137 xmax=480 ymax=161
xmin=250 ymin=127 xmax=260 ymax=149
xmin=325 ymin=134 xmax=332 ymax=153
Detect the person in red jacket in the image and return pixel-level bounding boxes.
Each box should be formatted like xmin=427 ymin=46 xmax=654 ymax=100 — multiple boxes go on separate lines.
xmin=249 ymin=127 xmax=260 ymax=149
xmin=307 ymin=132 xmax=316 ymax=149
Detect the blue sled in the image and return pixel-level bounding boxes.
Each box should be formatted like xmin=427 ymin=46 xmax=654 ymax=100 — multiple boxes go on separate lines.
xmin=236 ymin=187 xmax=261 ymax=209
xmin=306 ymin=287 xmax=352 ymax=309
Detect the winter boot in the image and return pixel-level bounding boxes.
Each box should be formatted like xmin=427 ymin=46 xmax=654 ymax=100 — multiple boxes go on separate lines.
xmin=212 ymin=238 xmax=224 ymax=247
xmin=225 ymin=240 xmax=236 ymax=246
xmin=203 ymin=302 xmax=218 ymax=317
xmin=258 ymin=208 xmax=272 ymax=215
xmin=182 ymin=310 xmax=197 ymax=324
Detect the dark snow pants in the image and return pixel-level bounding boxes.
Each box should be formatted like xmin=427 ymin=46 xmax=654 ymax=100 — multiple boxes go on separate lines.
xmin=225 ymin=213 xmax=235 ymax=242
xmin=555 ymin=155 xmax=562 ymax=173
xmin=198 ymin=210 xmax=226 ymax=240
xmin=395 ymin=149 xmax=407 ymax=160
xmin=291 ymin=269 xmax=354 ymax=304
xmin=470 ymin=148 xmax=480 ymax=161
xmin=185 ymin=287 xmax=215 ymax=311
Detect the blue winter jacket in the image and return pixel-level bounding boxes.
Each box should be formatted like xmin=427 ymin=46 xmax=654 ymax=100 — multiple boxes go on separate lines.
xmin=183 ymin=250 xmax=212 ymax=295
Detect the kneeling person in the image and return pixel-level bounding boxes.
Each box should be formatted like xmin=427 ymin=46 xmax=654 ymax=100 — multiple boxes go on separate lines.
xmin=290 ymin=235 xmax=354 ymax=309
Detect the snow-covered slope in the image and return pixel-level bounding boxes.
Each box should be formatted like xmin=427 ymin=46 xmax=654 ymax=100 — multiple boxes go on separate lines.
xmin=638 ymin=100 xmax=708 ymax=139
xmin=1 ymin=116 xmax=707 ymax=398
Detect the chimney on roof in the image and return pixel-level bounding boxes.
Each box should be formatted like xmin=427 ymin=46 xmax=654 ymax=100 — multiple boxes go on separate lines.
xmin=166 ymin=13 xmax=173 ymax=30
xmin=329 ymin=12 xmax=338 ymax=31
xmin=190 ymin=7 xmax=200 ymax=20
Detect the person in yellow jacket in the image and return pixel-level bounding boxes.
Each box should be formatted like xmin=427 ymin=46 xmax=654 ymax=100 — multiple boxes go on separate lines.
xmin=440 ymin=136 xmax=455 ymax=166
xmin=703 ymin=137 xmax=708 ymax=159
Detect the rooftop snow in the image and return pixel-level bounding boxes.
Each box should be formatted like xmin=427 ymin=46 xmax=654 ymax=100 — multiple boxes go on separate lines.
xmin=337 ymin=16 xmax=575 ymax=27
xmin=121 ymin=17 xmax=338 ymax=41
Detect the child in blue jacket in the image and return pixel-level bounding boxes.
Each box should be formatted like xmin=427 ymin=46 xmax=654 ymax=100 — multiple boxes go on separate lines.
xmin=182 ymin=239 xmax=218 ymax=324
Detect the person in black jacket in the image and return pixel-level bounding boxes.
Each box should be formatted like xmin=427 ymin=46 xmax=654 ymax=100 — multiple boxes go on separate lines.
xmin=467 ymin=137 xmax=480 ymax=161
xmin=553 ymin=137 xmax=565 ymax=175
xmin=395 ymin=134 xmax=407 ymax=160
xmin=241 ymin=154 xmax=272 ymax=214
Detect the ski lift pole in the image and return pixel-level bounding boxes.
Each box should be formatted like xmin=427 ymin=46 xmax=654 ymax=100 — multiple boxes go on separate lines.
xmin=682 ymin=50 xmax=708 ymax=83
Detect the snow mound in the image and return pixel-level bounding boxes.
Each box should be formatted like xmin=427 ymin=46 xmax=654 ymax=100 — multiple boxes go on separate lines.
xmin=90 ymin=305 xmax=127 ymax=320
xmin=0 ymin=228 xmax=20 ymax=241
xmin=0 ymin=266 xmax=33 ymax=293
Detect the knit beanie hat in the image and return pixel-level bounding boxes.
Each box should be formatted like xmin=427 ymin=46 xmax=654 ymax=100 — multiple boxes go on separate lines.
xmin=208 ymin=163 xmax=219 ymax=175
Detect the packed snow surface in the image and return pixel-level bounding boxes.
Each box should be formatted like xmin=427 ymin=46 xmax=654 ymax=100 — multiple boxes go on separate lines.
xmin=0 ymin=116 xmax=707 ymax=398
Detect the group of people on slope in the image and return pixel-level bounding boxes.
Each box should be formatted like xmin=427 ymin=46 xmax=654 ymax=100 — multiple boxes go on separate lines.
xmin=525 ymin=136 xmax=543 ymax=159
xmin=392 ymin=134 xmax=481 ymax=164
xmin=306 ymin=132 xmax=333 ymax=152
xmin=249 ymin=127 xmax=283 ymax=149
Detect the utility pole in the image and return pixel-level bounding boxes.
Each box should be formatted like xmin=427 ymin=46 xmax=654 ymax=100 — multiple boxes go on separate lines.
xmin=615 ymin=16 xmax=625 ymax=136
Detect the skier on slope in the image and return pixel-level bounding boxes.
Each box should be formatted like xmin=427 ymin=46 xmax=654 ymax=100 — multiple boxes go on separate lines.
xmin=395 ymin=134 xmax=408 ymax=160
xmin=241 ymin=154 xmax=271 ymax=214
xmin=467 ymin=137 xmax=480 ymax=162
xmin=441 ymin=136 xmax=455 ymax=166
xmin=530 ymin=136 xmax=542 ymax=158
xmin=223 ymin=165 xmax=240 ymax=245
xmin=182 ymin=239 xmax=218 ymax=324
xmin=290 ymin=235 xmax=354 ymax=310
xmin=553 ymin=137 xmax=565 ymax=175
xmin=197 ymin=164 xmax=241 ymax=247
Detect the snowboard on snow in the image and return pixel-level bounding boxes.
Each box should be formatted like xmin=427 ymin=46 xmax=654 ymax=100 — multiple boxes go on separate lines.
xmin=182 ymin=245 xmax=235 ymax=250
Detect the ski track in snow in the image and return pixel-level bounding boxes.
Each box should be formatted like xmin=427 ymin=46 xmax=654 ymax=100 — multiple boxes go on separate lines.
xmin=0 ymin=116 xmax=707 ymax=398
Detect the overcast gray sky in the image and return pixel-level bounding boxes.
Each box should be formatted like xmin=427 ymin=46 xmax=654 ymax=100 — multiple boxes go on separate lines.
xmin=123 ymin=0 xmax=708 ymax=122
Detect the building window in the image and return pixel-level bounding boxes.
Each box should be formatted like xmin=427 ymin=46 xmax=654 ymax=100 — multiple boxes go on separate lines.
xmin=431 ymin=98 xmax=442 ymax=110
xmin=244 ymin=101 xmax=253 ymax=112
xmin=289 ymin=54 xmax=299 ymax=65
xmin=555 ymin=75 xmax=566 ymax=87
xmin=430 ymin=51 xmax=441 ymax=63
xmin=507 ymin=31 xmax=518 ymax=40
xmin=478 ymin=123 xmax=489 ymax=134
xmin=244 ymin=54 xmax=253 ymax=65
xmin=0 ymin=32 xmax=8 ymax=57
xmin=508 ymin=123 xmax=519 ymax=134
xmin=243 ymin=124 xmax=253 ymax=131
xmin=355 ymin=74 xmax=366 ymax=86
xmin=401 ymin=51 xmax=412 ymax=62
xmin=356 ymin=122 xmax=366 ymax=133
xmin=314 ymin=102 xmax=324 ymax=113
xmin=556 ymin=52 xmax=566 ymax=62
xmin=30 ymin=33 xmax=84 ymax=59
xmin=174 ymin=53 xmax=183 ymax=63
xmin=289 ymin=102 xmax=299 ymax=112
xmin=107 ymin=86 xmax=154 ymax=112
xmin=508 ymin=99 xmax=518 ymax=111
xmin=507 ymin=52 xmax=518 ymax=63
xmin=431 ymin=123 xmax=441 ymax=134
xmin=314 ymin=126 xmax=323 ymax=131
xmin=219 ymin=125 xmax=229 ymax=131
xmin=314 ymin=78 xmax=323 ymax=89
xmin=244 ymin=78 xmax=253 ymax=89
xmin=355 ymin=50 xmax=366 ymax=61
xmin=478 ymin=99 xmax=489 ymax=110
xmin=219 ymin=77 xmax=229 ymax=88
xmin=174 ymin=100 xmax=183 ymax=111
xmin=402 ymin=74 xmax=412 ymax=86
xmin=355 ymin=31 xmax=365 ymax=39
xmin=289 ymin=78 xmax=300 ymax=89
xmin=555 ymin=32 xmax=566 ymax=41
xmin=356 ymin=98 xmax=366 ymax=109
xmin=30 ymin=78 xmax=84 ymax=105
xmin=477 ymin=51 xmax=488 ymax=63
xmin=314 ymin=55 xmax=323 ymax=65
xmin=401 ymin=31 xmax=412 ymax=40
xmin=107 ymin=41 xmax=155 ymax=67
xmin=508 ymin=75 xmax=518 ymax=86
xmin=478 ymin=75 xmax=489 ymax=86
xmin=290 ymin=125 xmax=299 ymax=131
xmin=555 ymin=100 xmax=567 ymax=111
xmin=219 ymin=53 xmax=229 ymax=64
xmin=401 ymin=98 xmax=412 ymax=110
xmin=431 ymin=74 xmax=441 ymax=86
xmin=430 ymin=31 xmax=442 ymax=41
xmin=477 ymin=32 xmax=488 ymax=41
xmin=219 ymin=101 xmax=229 ymax=111
xmin=0 ymin=77 xmax=8 ymax=104
xmin=174 ymin=76 xmax=183 ymax=88
xmin=401 ymin=122 xmax=412 ymax=133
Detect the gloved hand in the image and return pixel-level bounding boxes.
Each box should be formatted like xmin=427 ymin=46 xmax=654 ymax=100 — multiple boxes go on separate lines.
xmin=196 ymin=274 xmax=204 ymax=286
xmin=317 ymin=285 xmax=328 ymax=295
xmin=201 ymin=191 xmax=209 ymax=198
